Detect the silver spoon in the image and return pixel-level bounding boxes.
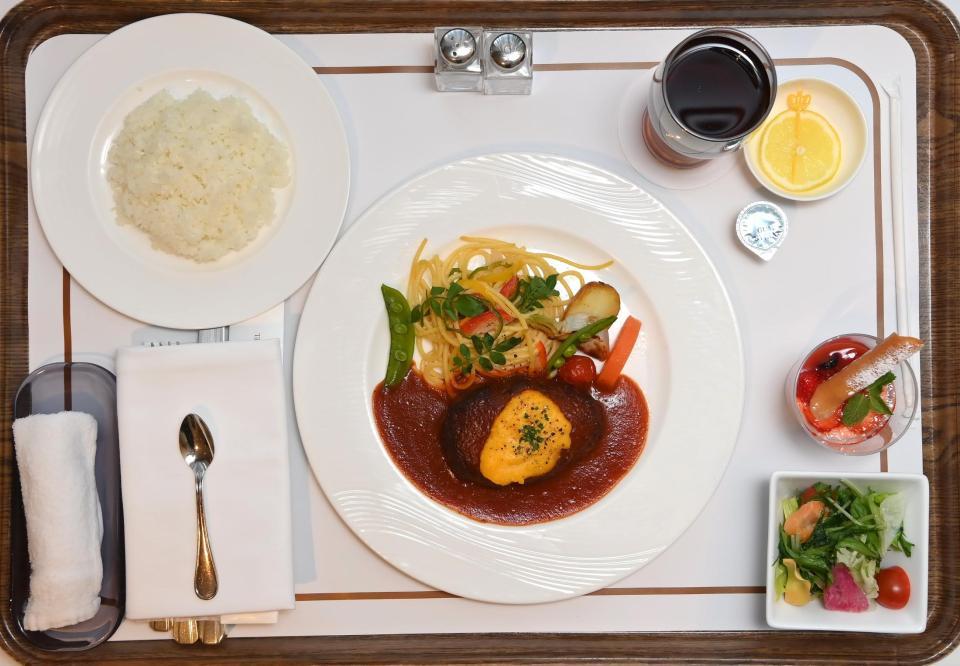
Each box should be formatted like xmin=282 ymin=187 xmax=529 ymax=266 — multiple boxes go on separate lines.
xmin=179 ymin=414 xmax=218 ymax=600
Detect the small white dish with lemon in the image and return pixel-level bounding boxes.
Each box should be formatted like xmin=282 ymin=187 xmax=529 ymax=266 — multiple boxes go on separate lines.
xmin=745 ymin=78 xmax=867 ymax=201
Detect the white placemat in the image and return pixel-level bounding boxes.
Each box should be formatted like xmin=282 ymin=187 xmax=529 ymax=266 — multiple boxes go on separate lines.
xmin=23 ymin=25 xmax=920 ymax=637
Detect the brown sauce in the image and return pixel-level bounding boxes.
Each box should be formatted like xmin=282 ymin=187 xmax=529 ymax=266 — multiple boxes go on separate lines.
xmin=373 ymin=371 xmax=649 ymax=526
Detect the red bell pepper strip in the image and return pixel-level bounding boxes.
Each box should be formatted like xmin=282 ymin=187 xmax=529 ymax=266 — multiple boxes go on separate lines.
xmin=459 ymin=276 xmax=520 ymax=336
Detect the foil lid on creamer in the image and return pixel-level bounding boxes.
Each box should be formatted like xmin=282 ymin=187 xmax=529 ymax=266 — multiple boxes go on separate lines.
xmin=736 ymin=201 xmax=788 ymax=261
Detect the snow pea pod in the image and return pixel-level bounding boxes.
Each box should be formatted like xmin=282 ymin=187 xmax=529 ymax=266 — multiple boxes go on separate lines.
xmin=381 ymin=284 xmax=415 ymax=387
xmin=546 ymin=315 xmax=616 ymax=376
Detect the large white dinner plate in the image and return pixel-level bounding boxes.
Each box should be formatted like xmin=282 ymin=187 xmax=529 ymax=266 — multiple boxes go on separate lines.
xmin=31 ymin=13 xmax=349 ymax=329
xmin=293 ymin=154 xmax=743 ymax=603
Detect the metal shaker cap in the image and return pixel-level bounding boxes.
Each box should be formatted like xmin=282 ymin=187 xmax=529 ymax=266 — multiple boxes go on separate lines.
xmin=736 ymin=201 xmax=788 ymax=261
xmin=439 ymin=29 xmax=477 ymax=66
xmin=490 ymin=33 xmax=527 ymax=69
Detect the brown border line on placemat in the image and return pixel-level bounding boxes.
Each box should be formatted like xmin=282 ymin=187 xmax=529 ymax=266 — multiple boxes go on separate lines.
xmin=55 ymin=57 xmax=886 ymax=604
xmin=295 ymin=586 xmax=766 ymax=602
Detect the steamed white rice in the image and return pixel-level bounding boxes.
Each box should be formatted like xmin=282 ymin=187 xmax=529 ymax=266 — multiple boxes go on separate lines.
xmin=106 ymin=89 xmax=290 ymax=262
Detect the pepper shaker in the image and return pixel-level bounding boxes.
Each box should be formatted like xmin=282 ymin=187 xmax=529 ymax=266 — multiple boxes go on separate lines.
xmin=434 ymin=27 xmax=483 ymax=92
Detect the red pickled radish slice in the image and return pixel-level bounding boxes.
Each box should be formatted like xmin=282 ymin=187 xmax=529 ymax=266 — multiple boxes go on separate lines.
xmin=823 ymin=565 xmax=869 ymax=612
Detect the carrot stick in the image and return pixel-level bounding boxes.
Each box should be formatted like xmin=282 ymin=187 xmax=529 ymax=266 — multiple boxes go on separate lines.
xmin=596 ymin=316 xmax=642 ymax=392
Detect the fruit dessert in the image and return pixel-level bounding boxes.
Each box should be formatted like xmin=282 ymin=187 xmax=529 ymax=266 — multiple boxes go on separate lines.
xmin=795 ymin=333 xmax=923 ymax=446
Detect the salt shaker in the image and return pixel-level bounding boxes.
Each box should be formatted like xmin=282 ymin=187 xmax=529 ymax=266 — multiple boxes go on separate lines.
xmin=434 ymin=27 xmax=483 ymax=92
xmin=482 ymin=30 xmax=533 ymax=95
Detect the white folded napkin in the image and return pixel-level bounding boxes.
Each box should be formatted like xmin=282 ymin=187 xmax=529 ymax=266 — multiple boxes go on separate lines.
xmin=12 ymin=412 xmax=103 ymax=631
xmin=116 ymin=340 xmax=294 ymax=620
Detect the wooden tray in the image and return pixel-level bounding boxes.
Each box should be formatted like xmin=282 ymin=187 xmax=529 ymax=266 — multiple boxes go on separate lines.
xmin=1 ymin=1 xmax=958 ymax=663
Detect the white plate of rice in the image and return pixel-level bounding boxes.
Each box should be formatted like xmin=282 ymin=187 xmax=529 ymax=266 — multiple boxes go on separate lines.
xmin=31 ymin=13 xmax=349 ymax=328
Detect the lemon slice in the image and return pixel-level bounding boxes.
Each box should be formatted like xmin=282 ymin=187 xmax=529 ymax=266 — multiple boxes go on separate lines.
xmin=758 ymin=95 xmax=842 ymax=193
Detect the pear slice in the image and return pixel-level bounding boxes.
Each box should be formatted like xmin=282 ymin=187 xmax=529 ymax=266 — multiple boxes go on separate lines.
xmin=808 ymin=333 xmax=923 ymax=421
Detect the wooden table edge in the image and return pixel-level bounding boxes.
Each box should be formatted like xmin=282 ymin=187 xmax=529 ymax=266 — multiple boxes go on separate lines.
xmin=1 ymin=1 xmax=959 ymax=663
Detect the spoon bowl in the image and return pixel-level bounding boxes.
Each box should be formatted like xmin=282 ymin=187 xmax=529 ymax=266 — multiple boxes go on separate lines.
xmin=179 ymin=414 xmax=215 ymax=470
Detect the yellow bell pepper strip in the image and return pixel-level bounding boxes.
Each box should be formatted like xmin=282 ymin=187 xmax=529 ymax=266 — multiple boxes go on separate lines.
xmin=783 ymin=558 xmax=813 ymax=606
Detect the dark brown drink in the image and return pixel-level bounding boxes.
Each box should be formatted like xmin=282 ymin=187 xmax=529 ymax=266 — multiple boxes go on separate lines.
xmin=645 ymin=29 xmax=776 ymax=167
xmin=664 ymin=36 xmax=772 ymax=139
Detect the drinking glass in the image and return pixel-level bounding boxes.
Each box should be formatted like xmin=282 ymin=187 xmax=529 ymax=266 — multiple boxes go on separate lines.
xmin=643 ymin=28 xmax=777 ymax=167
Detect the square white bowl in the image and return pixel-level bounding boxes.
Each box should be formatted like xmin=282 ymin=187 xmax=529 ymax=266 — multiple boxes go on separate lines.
xmin=766 ymin=471 xmax=929 ymax=633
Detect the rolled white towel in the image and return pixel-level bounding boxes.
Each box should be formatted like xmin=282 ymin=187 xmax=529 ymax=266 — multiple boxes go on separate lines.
xmin=12 ymin=412 xmax=103 ymax=631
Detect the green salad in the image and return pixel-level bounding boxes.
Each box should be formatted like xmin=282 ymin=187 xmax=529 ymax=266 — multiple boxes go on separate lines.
xmin=774 ymin=479 xmax=914 ymax=612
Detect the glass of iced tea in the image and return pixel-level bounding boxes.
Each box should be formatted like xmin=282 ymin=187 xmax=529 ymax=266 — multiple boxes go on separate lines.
xmin=644 ymin=28 xmax=777 ymax=167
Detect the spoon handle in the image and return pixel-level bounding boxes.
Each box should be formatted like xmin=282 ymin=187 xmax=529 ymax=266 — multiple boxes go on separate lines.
xmin=193 ymin=476 xmax=218 ymax=600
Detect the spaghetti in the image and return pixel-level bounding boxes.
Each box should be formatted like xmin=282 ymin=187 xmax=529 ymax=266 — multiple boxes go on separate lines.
xmin=406 ymin=237 xmax=613 ymax=393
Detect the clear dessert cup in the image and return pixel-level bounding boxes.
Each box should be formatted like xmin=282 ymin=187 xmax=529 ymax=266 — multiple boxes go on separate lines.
xmin=786 ymin=333 xmax=918 ymax=456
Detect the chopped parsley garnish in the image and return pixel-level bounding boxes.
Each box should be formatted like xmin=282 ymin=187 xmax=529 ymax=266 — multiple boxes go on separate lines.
xmin=519 ymin=424 xmax=544 ymax=451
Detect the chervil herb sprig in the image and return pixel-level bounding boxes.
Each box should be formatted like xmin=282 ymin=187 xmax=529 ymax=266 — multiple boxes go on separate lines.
xmin=410 ymin=281 xmax=487 ymax=325
xmin=452 ymin=334 xmax=521 ymax=374
xmin=513 ymin=274 xmax=560 ymax=313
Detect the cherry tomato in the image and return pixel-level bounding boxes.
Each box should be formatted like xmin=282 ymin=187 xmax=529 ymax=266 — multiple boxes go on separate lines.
xmin=876 ymin=566 xmax=911 ymax=609
xmin=558 ymin=355 xmax=596 ymax=388
xmin=800 ymin=486 xmax=818 ymax=504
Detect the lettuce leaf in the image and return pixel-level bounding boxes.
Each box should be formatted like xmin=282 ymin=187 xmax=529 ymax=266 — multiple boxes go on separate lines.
xmin=781 ymin=496 xmax=799 ymax=522
xmin=774 ymin=562 xmax=787 ymax=599
xmin=879 ymin=493 xmax=906 ymax=553
xmin=835 ymin=547 xmax=878 ymax=600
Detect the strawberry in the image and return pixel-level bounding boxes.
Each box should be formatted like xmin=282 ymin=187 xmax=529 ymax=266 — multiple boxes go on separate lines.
xmin=796 ymin=370 xmax=819 ymax=403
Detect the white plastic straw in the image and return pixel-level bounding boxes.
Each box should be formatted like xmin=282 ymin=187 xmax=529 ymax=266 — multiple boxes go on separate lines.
xmin=881 ymin=78 xmax=915 ymax=411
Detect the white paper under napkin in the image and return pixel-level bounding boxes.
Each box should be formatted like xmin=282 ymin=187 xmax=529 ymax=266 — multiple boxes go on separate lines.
xmin=12 ymin=412 xmax=103 ymax=631
xmin=116 ymin=340 xmax=294 ymax=620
